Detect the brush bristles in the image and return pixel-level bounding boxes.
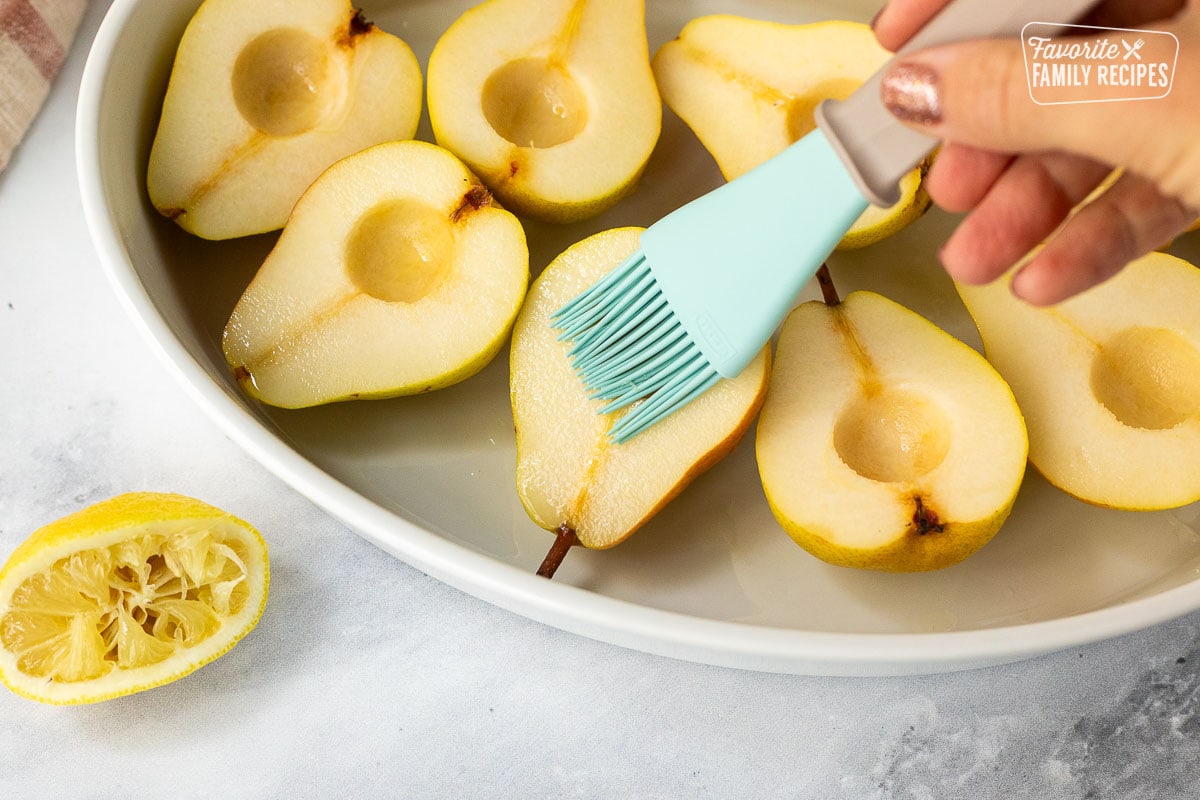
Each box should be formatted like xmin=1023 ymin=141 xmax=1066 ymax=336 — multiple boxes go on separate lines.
xmin=551 ymin=251 xmax=720 ymax=443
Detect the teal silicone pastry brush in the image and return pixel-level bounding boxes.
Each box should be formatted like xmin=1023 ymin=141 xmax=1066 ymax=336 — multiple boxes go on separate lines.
xmin=553 ymin=0 xmax=1102 ymax=443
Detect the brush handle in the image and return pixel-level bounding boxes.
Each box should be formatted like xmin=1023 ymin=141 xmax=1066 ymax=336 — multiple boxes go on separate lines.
xmin=816 ymin=0 xmax=1104 ymax=206
xmin=641 ymin=129 xmax=870 ymax=379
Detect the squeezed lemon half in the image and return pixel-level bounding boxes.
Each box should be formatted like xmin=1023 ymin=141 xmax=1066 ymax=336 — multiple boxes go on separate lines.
xmin=0 ymin=493 xmax=268 ymax=705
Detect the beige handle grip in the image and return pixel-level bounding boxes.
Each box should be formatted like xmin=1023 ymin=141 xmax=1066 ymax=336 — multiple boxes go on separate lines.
xmin=816 ymin=0 xmax=1103 ymax=206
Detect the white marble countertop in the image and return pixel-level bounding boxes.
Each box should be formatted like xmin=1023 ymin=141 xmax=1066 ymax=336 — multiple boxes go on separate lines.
xmin=3 ymin=3 xmax=1200 ymax=797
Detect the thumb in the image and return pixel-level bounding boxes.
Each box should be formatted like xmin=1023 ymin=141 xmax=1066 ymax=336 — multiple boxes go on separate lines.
xmin=879 ymin=20 xmax=1200 ymax=207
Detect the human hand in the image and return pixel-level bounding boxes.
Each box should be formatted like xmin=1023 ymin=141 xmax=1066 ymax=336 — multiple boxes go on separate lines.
xmin=873 ymin=0 xmax=1200 ymax=304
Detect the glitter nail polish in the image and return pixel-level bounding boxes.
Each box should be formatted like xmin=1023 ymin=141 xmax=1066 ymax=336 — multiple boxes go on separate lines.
xmin=881 ymin=62 xmax=942 ymax=125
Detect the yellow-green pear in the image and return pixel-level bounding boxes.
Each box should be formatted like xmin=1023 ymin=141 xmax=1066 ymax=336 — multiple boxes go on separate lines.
xmin=148 ymin=0 xmax=423 ymax=240
xmin=653 ymin=16 xmax=929 ymax=249
xmin=510 ymin=228 xmax=768 ymax=575
xmin=757 ymin=279 xmax=1028 ymax=572
xmin=427 ymin=0 xmax=661 ymax=224
xmin=957 ymin=251 xmax=1200 ymax=510
xmin=223 ymin=141 xmax=528 ymax=408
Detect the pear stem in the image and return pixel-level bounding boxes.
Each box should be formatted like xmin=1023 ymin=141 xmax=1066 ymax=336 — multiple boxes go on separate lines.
xmin=536 ymin=524 xmax=579 ymax=579
xmin=816 ymin=264 xmax=840 ymax=307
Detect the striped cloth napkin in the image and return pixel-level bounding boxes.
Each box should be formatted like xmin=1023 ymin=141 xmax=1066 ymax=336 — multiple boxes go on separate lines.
xmin=0 ymin=0 xmax=87 ymax=173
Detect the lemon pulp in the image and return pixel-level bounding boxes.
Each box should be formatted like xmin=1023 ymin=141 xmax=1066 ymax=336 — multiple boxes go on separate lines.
xmin=0 ymin=493 xmax=268 ymax=704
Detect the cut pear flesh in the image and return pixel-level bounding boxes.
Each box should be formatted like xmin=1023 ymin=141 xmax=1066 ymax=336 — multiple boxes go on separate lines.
xmin=148 ymin=0 xmax=423 ymax=239
xmin=223 ymin=141 xmax=528 ymax=408
xmin=757 ymin=291 xmax=1028 ymax=572
xmin=511 ymin=228 xmax=769 ymax=549
xmin=957 ymin=252 xmax=1200 ymax=510
xmin=652 ymin=16 xmax=929 ymax=249
xmin=428 ymin=0 xmax=662 ymax=223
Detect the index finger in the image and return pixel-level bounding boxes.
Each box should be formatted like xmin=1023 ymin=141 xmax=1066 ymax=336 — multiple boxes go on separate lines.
xmin=872 ymin=0 xmax=952 ymax=52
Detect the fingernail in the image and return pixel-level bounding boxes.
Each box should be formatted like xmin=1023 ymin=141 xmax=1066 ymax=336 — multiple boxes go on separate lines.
xmin=881 ymin=62 xmax=942 ymax=125
xmin=1010 ymin=268 xmax=1029 ymax=299
xmin=1010 ymin=267 xmax=1039 ymax=304
xmin=1010 ymin=266 xmax=1055 ymax=306
xmin=870 ymin=6 xmax=885 ymax=31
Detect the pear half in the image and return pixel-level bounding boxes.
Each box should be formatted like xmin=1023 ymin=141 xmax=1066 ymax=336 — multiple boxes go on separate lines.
xmin=957 ymin=252 xmax=1200 ymax=510
xmin=511 ymin=228 xmax=768 ymax=565
xmin=427 ymin=0 xmax=662 ymax=224
xmin=223 ymin=141 xmax=528 ymax=408
xmin=148 ymin=0 xmax=422 ymax=240
xmin=756 ymin=286 xmax=1028 ymax=572
xmin=653 ymin=16 xmax=929 ymax=250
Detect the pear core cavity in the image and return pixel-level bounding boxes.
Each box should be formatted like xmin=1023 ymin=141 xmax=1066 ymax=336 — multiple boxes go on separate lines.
xmin=345 ymin=199 xmax=456 ymax=303
xmin=232 ymin=27 xmax=337 ymax=137
xmin=482 ymin=58 xmax=589 ymax=149
xmin=1091 ymin=326 xmax=1200 ymax=430
xmin=833 ymin=388 xmax=952 ymax=483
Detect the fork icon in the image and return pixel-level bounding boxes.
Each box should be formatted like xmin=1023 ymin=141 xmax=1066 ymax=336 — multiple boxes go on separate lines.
xmin=1123 ymin=38 xmax=1146 ymax=60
